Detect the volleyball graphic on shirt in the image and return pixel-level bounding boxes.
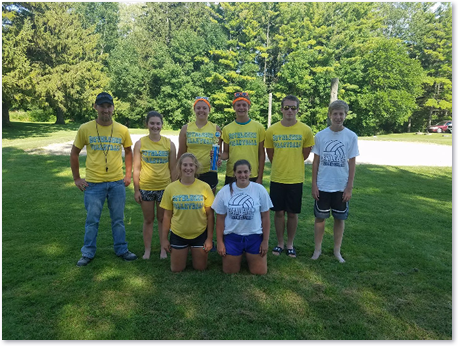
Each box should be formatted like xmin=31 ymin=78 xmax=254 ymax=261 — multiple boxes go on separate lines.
xmin=321 ymin=139 xmax=346 ymax=167
xmin=228 ymin=193 xmax=255 ymax=220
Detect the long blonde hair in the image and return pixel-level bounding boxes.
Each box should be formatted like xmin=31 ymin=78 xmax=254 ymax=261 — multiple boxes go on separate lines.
xmin=177 ymin=153 xmax=201 ymax=179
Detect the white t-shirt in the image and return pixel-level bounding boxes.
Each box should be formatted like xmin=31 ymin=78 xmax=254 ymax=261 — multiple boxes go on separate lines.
xmin=212 ymin=182 xmax=273 ymax=236
xmin=311 ymin=127 xmax=359 ymax=192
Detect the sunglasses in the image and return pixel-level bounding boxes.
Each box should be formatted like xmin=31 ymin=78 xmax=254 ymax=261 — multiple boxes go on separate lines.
xmin=195 ymin=96 xmax=209 ymax=101
xmin=283 ymin=106 xmax=298 ymax=110
xmin=234 ymin=92 xmax=249 ymax=97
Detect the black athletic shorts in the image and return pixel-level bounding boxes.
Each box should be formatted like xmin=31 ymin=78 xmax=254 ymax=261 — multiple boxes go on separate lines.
xmin=169 ymin=229 xmax=208 ymax=249
xmin=314 ymin=191 xmax=349 ymax=220
xmin=270 ymin=181 xmax=303 ymax=214
xmin=198 ymin=171 xmax=218 ymax=190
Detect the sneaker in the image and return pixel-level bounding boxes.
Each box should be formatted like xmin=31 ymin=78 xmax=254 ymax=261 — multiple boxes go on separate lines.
xmin=76 ymin=256 xmax=93 ymax=267
xmin=119 ymin=250 xmax=137 ymax=261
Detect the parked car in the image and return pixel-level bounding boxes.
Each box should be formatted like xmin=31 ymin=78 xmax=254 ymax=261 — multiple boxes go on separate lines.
xmin=447 ymin=123 xmax=452 ymax=133
xmin=427 ymin=120 xmax=452 ymax=133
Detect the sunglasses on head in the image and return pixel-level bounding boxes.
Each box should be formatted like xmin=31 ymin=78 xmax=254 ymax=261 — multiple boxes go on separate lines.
xmin=234 ymin=92 xmax=249 ymax=97
xmin=195 ymin=96 xmax=209 ymax=100
xmin=283 ymin=106 xmax=298 ymax=110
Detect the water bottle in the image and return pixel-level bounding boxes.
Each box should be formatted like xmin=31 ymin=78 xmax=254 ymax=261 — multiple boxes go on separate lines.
xmin=211 ymin=144 xmax=219 ymax=171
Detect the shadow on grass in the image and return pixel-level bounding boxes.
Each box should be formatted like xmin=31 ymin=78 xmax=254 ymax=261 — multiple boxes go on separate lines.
xmin=2 ymin=148 xmax=452 ymax=340
xmin=2 ymin=121 xmax=81 ymax=140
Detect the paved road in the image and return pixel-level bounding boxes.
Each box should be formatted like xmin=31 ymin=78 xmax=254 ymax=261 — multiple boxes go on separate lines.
xmin=34 ymin=134 xmax=452 ymax=167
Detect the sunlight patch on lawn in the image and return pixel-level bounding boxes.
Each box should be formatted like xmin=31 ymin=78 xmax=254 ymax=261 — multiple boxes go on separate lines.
xmin=279 ymin=290 xmax=310 ymax=317
xmin=184 ymin=305 xmax=197 ymax=319
xmin=414 ymin=194 xmax=451 ymax=206
xmin=54 ymin=170 xmax=73 ymax=178
xmin=100 ymin=290 xmax=138 ymax=317
xmin=250 ymin=285 xmax=268 ymax=302
xmin=93 ymin=268 xmax=123 ymax=282
xmin=358 ymin=288 xmax=396 ymax=321
xmin=123 ymin=275 xmax=149 ymax=290
xmin=357 ymin=288 xmax=440 ymax=339
xmin=42 ymin=243 xmax=66 ymax=256
xmin=58 ymin=304 xmax=115 ymax=339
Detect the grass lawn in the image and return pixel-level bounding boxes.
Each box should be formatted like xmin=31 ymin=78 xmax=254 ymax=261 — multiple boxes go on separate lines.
xmin=1 ymin=121 xmax=180 ymax=151
xmin=2 ymin=122 xmax=452 ymax=340
xmin=2 ymin=121 xmax=81 ymax=150
xmin=4 ymin=121 xmax=451 ymax=148
xmin=359 ymin=132 xmax=452 ymax=146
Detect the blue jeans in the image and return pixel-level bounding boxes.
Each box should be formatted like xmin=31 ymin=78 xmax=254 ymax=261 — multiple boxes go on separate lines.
xmin=82 ymin=179 xmax=128 ymax=258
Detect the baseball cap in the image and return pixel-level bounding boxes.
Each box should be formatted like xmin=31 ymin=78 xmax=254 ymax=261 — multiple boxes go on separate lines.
xmin=95 ymin=92 xmax=114 ymax=105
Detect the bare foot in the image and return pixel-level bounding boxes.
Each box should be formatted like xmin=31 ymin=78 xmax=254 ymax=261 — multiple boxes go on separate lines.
xmin=311 ymin=250 xmax=321 ymax=260
xmin=160 ymin=250 xmax=167 ymax=260
xmin=334 ymin=251 xmax=345 ymax=263
xmin=143 ymin=250 xmax=151 ymax=260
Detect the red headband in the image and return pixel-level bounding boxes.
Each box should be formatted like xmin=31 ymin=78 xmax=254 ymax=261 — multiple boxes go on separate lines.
xmin=232 ymin=97 xmax=251 ymax=106
xmin=194 ymin=98 xmax=211 ymax=110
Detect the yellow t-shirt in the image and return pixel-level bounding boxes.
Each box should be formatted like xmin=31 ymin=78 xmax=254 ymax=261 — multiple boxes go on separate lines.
xmin=222 ymin=120 xmax=265 ymax=177
xmin=73 ymin=120 xmax=132 ymax=183
xmin=160 ymin=179 xmax=214 ymax=239
xmin=186 ymin=121 xmax=218 ymax=173
xmin=265 ymin=121 xmax=315 ymax=184
xmin=139 ymin=136 xmax=171 ymax=191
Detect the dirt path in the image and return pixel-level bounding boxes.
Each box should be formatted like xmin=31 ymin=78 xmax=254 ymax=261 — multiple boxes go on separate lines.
xmin=28 ymin=134 xmax=452 ymax=167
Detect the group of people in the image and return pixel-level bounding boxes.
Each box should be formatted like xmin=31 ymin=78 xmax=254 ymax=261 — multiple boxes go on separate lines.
xmin=71 ymin=91 xmax=359 ymax=274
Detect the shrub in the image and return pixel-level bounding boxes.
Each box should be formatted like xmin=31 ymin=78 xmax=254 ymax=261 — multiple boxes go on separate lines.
xmin=29 ymin=108 xmax=56 ymax=122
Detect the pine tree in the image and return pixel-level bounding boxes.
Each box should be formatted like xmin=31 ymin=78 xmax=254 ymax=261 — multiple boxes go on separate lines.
xmin=2 ymin=3 xmax=34 ymax=126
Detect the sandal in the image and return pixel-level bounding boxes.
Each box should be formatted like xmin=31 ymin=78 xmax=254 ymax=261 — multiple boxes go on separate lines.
xmin=286 ymin=248 xmax=297 ymax=258
xmin=272 ymin=246 xmax=283 ymax=256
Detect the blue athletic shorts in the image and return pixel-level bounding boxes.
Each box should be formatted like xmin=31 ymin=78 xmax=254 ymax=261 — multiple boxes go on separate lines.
xmin=224 ymin=233 xmax=263 ymax=256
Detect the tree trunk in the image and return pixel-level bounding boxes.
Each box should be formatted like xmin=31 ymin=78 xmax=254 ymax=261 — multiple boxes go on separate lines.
xmin=328 ymin=78 xmax=339 ymax=126
xmin=55 ymin=107 xmax=65 ymax=124
xmin=267 ymin=92 xmax=272 ymax=128
xmin=330 ymin=78 xmax=339 ymax=103
xmin=2 ymin=100 xmax=11 ymax=127
xmin=407 ymin=116 xmax=411 ymax=133
xmin=427 ymin=108 xmax=433 ymax=128
xmin=263 ymin=15 xmax=270 ymax=84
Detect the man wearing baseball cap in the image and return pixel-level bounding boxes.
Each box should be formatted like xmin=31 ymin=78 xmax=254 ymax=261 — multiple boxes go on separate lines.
xmin=71 ymin=92 xmax=138 ymax=266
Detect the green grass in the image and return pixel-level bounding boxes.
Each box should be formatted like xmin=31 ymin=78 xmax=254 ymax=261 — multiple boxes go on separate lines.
xmin=2 ymin=121 xmax=81 ymax=150
xmin=4 ymin=121 xmax=451 ymax=148
xmin=1 ymin=121 xmax=178 ymax=151
xmin=2 ymin=122 xmax=452 ymax=339
xmin=9 ymin=110 xmax=33 ymax=122
xmin=359 ymin=132 xmax=452 ymax=146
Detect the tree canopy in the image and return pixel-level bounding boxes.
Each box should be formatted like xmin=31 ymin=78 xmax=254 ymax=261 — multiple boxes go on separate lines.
xmin=2 ymin=2 xmax=452 ymax=135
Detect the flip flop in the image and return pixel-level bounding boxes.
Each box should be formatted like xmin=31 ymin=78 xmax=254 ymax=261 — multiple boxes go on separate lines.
xmin=286 ymin=248 xmax=297 ymax=258
xmin=272 ymin=246 xmax=283 ymax=255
